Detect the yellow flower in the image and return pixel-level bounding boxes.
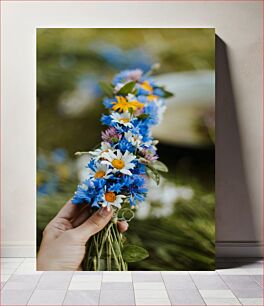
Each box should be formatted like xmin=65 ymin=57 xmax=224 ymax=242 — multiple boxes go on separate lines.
xmin=140 ymin=81 xmax=153 ymax=93
xmin=112 ymin=96 xmax=144 ymax=113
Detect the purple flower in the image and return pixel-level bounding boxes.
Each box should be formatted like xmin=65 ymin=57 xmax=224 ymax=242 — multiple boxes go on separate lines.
xmin=113 ymin=69 xmax=143 ymax=85
xmin=101 ymin=127 xmax=122 ymax=143
xmin=139 ymin=147 xmax=158 ymax=161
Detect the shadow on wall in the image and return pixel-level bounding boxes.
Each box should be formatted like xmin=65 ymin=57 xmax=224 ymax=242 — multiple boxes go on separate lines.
xmin=215 ymin=36 xmax=259 ymax=263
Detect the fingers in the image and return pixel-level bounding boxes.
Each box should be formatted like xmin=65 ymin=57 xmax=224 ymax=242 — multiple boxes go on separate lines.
xmin=117 ymin=221 xmax=129 ymax=233
xmin=72 ymin=206 xmax=91 ymax=228
xmin=73 ymin=207 xmax=113 ymax=241
xmin=57 ymin=200 xmax=90 ymax=221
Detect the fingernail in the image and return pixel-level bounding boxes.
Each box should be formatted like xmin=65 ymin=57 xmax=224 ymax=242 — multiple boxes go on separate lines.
xmin=98 ymin=206 xmax=112 ymax=218
xmin=124 ymin=222 xmax=129 ymax=231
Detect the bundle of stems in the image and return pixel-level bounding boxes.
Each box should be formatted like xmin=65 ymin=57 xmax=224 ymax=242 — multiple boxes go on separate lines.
xmin=82 ymin=209 xmax=128 ymax=271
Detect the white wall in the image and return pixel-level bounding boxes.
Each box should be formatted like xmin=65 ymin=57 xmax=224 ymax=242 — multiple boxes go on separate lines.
xmin=1 ymin=1 xmax=262 ymax=257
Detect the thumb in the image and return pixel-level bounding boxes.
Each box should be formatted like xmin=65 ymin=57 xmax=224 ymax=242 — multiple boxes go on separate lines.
xmin=73 ymin=207 xmax=113 ymax=242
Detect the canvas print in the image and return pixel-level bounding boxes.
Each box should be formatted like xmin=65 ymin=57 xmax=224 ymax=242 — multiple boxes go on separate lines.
xmin=37 ymin=28 xmax=215 ymax=271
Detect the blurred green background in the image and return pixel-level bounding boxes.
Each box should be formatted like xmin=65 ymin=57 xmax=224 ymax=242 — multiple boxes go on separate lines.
xmin=37 ymin=28 xmax=215 ymax=270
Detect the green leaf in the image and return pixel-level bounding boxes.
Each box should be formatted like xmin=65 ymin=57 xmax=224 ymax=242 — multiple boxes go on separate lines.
xmin=132 ymin=88 xmax=139 ymax=95
xmin=117 ymin=81 xmax=136 ymax=95
xmin=137 ymin=113 xmax=149 ymax=120
xmin=152 ymin=160 xmax=169 ymax=173
xmin=162 ymin=89 xmax=174 ymax=98
xmin=122 ymin=245 xmax=149 ymax=263
xmin=156 ymin=86 xmax=174 ymax=98
xmin=99 ymin=81 xmax=114 ymax=97
xmin=146 ymin=166 xmax=160 ymax=185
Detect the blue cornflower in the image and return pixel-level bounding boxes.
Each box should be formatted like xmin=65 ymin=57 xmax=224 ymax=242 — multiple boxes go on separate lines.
xmin=121 ymin=174 xmax=148 ymax=207
xmin=101 ymin=114 xmax=113 ymax=126
xmin=72 ymin=178 xmax=106 ymax=207
xmin=153 ymin=87 xmax=165 ymax=97
xmin=108 ymin=181 xmax=124 ymax=193
xmin=103 ymin=98 xmax=115 ymax=109
xmin=132 ymin=160 xmax=147 ymax=175
xmin=87 ymin=158 xmax=96 ymax=171
xmin=132 ymin=121 xmax=151 ymax=142
xmin=144 ymin=103 xmax=159 ymax=125
xmin=118 ymin=137 xmax=136 ymax=153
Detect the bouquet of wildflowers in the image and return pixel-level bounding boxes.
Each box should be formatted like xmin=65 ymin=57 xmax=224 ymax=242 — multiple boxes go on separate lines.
xmin=72 ymin=67 xmax=173 ymax=271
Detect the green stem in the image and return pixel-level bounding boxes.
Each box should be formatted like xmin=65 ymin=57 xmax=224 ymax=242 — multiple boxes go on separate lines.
xmin=98 ymin=223 xmax=113 ymax=259
xmin=84 ymin=239 xmax=93 ymax=270
xmin=93 ymin=235 xmax=99 ymax=268
xmin=83 ymin=218 xmax=128 ymax=271
xmin=111 ymin=223 xmax=127 ymax=271
xmin=93 ymin=256 xmax=97 ymax=271
xmin=106 ymin=228 xmax=111 ymax=270
xmin=107 ymin=235 xmax=121 ymax=271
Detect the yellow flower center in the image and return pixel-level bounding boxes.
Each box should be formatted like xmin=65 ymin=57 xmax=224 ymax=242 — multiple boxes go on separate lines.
xmin=140 ymin=81 xmax=153 ymax=92
xmin=112 ymin=159 xmax=125 ymax=169
xmin=112 ymin=96 xmax=144 ymax=113
xmin=105 ymin=192 xmax=116 ymax=203
xmin=119 ymin=118 xmax=130 ymax=123
xmin=94 ymin=170 xmax=105 ymax=178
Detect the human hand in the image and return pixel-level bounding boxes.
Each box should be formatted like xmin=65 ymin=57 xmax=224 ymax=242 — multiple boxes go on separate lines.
xmin=37 ymin=201 xmax=128 ymax=271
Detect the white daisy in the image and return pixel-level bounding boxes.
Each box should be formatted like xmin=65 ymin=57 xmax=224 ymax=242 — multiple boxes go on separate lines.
xmin=87 ymin=163 xmax=113 ymax=180
xmin=111 ymin=111 xmax=134 ymax=128
xmin=88 ymin=142 xmax=112 ymax=160
xmin=101 ymin=149 xmax=136 ymax=176
xmin=124 ymin=130 xmax=143 ymax=147
xmin=102 ymin=192 xmax=126 ymax=209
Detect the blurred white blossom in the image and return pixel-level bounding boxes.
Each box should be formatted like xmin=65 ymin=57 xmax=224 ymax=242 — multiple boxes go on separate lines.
xmin=76 ymin=154 xmax=92 ymax=182
xmin=137 ymin=177 xmax=193 ymax=219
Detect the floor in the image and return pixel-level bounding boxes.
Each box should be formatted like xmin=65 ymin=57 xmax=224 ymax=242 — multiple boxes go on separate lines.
xmin=0 ymin=258 xmax=263 ymax=305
